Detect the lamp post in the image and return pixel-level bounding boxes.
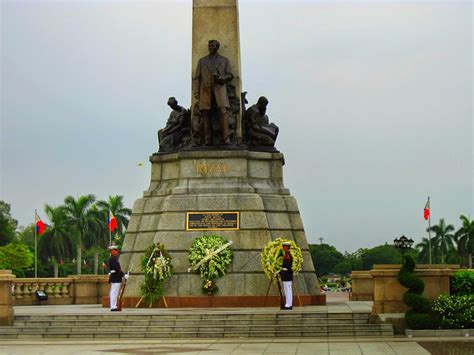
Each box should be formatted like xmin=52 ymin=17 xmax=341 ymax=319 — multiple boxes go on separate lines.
xmin=394 ymin=235 xmax=414 ymax=259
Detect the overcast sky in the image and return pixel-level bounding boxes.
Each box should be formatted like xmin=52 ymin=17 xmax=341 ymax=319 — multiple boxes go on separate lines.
xmin=1 ymin=0 xmax=472 ymax=253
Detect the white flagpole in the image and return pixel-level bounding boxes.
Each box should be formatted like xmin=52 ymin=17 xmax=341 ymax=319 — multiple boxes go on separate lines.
xmin=34 ymin=209 xmax=38 ymax=278
xmin=428 ymin=196 xmax=432 ymax=265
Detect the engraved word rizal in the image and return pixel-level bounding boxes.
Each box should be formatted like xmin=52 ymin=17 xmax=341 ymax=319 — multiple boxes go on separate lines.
xmin=195 ymin=161 xmax=228 ymax=176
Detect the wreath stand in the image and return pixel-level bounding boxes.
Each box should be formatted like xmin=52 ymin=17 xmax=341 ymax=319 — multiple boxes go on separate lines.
xmin=135 ymin=244 xmax=170 ymax=308
xmin=134 ymin=295 xmax=168 ymax=308
xmin=264 ymin=273 xmax=302 ymax=307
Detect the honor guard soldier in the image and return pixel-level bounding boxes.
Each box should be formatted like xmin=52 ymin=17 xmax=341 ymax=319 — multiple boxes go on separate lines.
xmin=108 ymin=246 xmax=128 ymax=311
xmin=280 ymin=242 xmax=293 ymax=310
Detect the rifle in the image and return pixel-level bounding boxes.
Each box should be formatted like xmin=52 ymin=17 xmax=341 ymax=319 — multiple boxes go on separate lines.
xmin=274 ymin=273 xmax=285 ymax=308
xmin=116 ymin=266 xmax=132 ymax=311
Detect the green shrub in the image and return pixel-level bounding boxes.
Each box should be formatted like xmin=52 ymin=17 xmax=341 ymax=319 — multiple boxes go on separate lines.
xmin=398 ymin=255 xmax=438 ymax=329
xmin=433 ymin=293 xmax=474 ymax=329
xmin=400 ymin=271 xmax=424 ymax=294
xmin=451 ymin=270 xmax=474 ymax=296
xmin=405 ymin=311 xmax=439 ymax=330
xmin=403 ymin=293 xmax=431 ymax=313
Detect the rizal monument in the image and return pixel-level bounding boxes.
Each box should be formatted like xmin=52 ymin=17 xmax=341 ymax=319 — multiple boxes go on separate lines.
xmin=119 ymin=0 xmax=323 ymax=307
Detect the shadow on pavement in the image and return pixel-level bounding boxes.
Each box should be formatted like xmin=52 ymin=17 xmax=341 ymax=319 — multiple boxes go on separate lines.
xmin=417 ymin=341 xmax=474 ymax=355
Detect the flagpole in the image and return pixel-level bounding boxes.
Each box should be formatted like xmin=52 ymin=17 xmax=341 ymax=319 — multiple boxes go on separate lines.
xmin=109 ymin=210 xmax=112 ymax=246
xmin=35 ymin=209 xmax=38 ymax=278
xmin=428 ymin=196 xmax=432 ymax=265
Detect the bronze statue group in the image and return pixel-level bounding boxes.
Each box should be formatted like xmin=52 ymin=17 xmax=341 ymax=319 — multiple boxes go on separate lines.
xmin=158 ymin=39 xmax=279 ymax=152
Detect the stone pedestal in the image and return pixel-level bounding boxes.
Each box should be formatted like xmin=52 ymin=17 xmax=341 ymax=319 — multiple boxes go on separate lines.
xmin=70 ymin=275 xmax=109 ymax=304
xmin=350 ymin=271 xmax=373 ymax=301
xmin=120 ymin=150 xmax=322 ymax=307
xmin=0 ymin=270 xmax=15 ymax=326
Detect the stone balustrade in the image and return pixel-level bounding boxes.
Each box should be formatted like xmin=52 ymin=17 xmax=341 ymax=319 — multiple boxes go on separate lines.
xmin=12 ymin=278 xmax=73 ymax=305
xmin=0 ymin=271 xmax=110 ymax=323
xmin=1 ymin=273 xmax=109 ymax=306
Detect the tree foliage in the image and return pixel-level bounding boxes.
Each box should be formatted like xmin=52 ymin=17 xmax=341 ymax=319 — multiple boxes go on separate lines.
xmin=428 ymin=219 xmax=455 ymax=264
xmin=0 ymin=201 xmax=18 ymax=246
xmin=361 ymin=244 xmax=403 ymax=269
xmin=38 ymin=205 xmax=76 ymax=275
xmin=16 ymin=224 xmax=36 ymax=251
xmin=96 ymin=195 xmax=132 ymax=247
xmin=0 ymin=195 xmax=131 ymax=278
xmin=416 ymin=219 xmax=459 ymax=264
xmin=63 ymin=194 xmax=96 ymax=275
xmin=0 ymin=242 xmax=33 ymax=277
xmin=309 ymin=244 xmax=344 ymax=277
xmin=455 ymin=215 xmax=474 ymax=267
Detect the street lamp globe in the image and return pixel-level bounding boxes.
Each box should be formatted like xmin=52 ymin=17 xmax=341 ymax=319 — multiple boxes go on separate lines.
xmin=393 ymin=235 xmax=414 ymax=256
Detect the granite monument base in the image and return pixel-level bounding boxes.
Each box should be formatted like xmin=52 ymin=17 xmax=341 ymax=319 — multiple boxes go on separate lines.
xmin=118 ymin=150 xmax=322 ymax=307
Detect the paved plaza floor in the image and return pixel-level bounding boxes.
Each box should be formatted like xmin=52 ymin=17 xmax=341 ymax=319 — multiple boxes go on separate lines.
xmin=6 ymin=298 xmax=473 ymax=354
xmin=13 ymin=297 xmax=371 ymax=317
xmin=1 ymin=337 xmax=465 ymax=354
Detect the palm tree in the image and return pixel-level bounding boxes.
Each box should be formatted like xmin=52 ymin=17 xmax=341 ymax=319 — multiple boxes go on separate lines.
xmin=455 ymin=215 xmax=474 ymax=268
xmin=428 ymin=218 xmax=455 ymax=264
xmin=96 ymin=195 xmax=132 ymax=245
xmin=416 ymin=237 xmax=432 ymax=264
xmin=63 ymin=194 xmax=96 ymax=275
xmin=83 ymin=206 xmax=109 ymax=274
xmin=38 ymin=205 xmax=75 ymax=277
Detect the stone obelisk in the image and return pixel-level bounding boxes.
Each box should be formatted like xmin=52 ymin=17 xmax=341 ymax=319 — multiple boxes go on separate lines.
xmin=191 ymin=0 xmax=243 ymax=141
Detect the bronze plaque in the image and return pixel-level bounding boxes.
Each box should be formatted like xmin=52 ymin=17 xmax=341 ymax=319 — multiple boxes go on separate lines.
xmin=186 ymin=211 xmax=240 ymax=231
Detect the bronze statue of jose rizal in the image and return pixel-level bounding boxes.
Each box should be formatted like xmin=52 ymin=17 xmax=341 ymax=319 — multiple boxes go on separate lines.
xmin=193 ymin=39 xmax=233 ymax=145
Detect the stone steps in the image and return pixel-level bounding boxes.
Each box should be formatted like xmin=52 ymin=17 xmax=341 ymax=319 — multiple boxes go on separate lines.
xmin=0 ymin=312 xmax=393 ymax=339
xmin=3 ymin=324 xmax=393 ymax=332
xmin=12 ymin=318 xmax=370 ymax=326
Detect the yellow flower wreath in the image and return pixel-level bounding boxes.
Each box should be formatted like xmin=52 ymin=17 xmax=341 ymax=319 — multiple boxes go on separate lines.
xmin=261 ymin=238 xmax=303 ymax=281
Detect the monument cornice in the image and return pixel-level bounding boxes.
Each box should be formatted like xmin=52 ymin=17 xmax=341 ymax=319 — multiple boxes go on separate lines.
xmin=150 ymin=150 xmax=285 ymax=163
xmin=193 ymin=0 xmax=238 ymax=8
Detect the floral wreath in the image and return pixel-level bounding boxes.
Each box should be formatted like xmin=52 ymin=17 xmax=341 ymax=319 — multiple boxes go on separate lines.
xmin=187 ymin=235 xmax=233 ymax=295
xmin=140 ymin=242 xmax=173 ymax=307
xmin=261 ymin=238 xmax=303 ymax=281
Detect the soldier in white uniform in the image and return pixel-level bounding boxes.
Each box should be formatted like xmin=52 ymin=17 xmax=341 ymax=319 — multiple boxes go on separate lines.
xmin=280 ymin=242 xmax=293 ymax=310
xmin=108 ymin=246 xmax=128 ymax=311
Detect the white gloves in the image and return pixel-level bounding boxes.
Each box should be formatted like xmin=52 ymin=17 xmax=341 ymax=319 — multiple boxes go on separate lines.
xmin=124 ymin=273 xmax=129 ymax=280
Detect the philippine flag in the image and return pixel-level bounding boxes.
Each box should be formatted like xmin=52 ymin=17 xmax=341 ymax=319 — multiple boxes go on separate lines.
xmin=35 ymin=211 xmax=46 ymax=236
xmin=108 ymin=210 xmax=118 ymax=232
xmin=423 ymin=198 xmax=430 ymax=221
